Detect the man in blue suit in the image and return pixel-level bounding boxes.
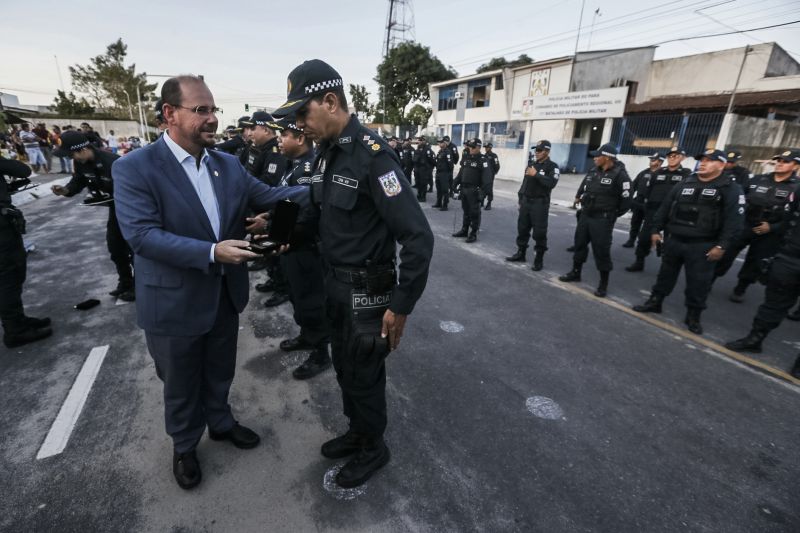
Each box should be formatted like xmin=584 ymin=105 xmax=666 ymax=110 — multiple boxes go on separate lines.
xmin=113 ymin=75 xmax=309 ymax=490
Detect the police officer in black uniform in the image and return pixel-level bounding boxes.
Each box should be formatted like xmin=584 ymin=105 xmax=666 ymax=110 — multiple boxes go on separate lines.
xmin=506 ymin=140 xmax=560 ymax=270
xmin=412 ymin=136 xmax=435 ymax=202
xmin=714 ymin=149 xmax=800 ymax=302
xmin=560 ymin=143 xmax=631 ymax=297
xmin=452 ymin=138 xmax=492 ymax=243
xmin=725 ymin=179 xmax=800 ymax=379
xmin=400 ymin=139 xmax=414 ymax=184
xmin=0 ymin=156 xmax=52 ymax=348
xmin=266 ymin=114 xmax=332 ymax=380
xmin=388 ymin=136 xmax=401 ymax=160
xmin=432 ymin=137 xmax=454 ymax=210
xmin=622 ymin=152 xmax=662 ymax=248
xmin=443 ymin=135 xmax=459 ymax=166
xmin=626 ymin=146 xmax=691 ymax=272
xmin=634 ymin=149 xmax=743 ymax=334
xmin=215 ymin=116 xmax=252 ymax=162
xmin=52 ymin=131 xmax=135 ymax=301
xmin=244 ymin=111 xmax=287 ymax=187
xmin=272 ymin=59 xmax=434 ymax=488
xmin=483 ymin=142 xmax=500 ymax=210
xmin=722 ymin=151 xmax=752 ymax=186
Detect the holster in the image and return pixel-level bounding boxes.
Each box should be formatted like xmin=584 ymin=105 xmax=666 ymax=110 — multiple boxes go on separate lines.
xmin=1 ymin=207 xmax=26 ymax=234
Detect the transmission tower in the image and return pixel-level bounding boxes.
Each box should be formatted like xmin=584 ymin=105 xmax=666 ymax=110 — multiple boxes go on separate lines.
xmin=382 ymin=0 xmax=415 ymax=57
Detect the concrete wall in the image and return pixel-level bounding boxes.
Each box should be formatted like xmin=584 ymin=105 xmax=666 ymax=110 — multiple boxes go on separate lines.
xmin=726 ymin=114 xmax=800 ymax=173
xmin=766 ymin=45 xmax=800 ymax=78
xmin=571 ymin=48 xmax=655 ymax=101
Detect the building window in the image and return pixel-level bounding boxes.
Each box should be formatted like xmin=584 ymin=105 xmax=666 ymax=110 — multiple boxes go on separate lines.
xmin=495 ymin=75 xmax=503 ymax=91
xmin=451 ymin=124 xmax=463 ymax=146
xmin=438 ymin=85 xmax=458 ymax=111
xmin=464 ymin=123 xmax=480 ymax=142
xmin=467 ymin=79 xmax=491 ymax=108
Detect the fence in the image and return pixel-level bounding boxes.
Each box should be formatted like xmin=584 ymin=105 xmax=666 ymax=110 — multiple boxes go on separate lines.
xmin=611 ymin=112 xmax=724 ymax=156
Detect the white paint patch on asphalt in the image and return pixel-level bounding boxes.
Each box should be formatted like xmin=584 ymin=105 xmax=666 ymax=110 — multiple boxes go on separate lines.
xmin=525 ymin=396 xmax=564 ymax=420
xmin=12 ymin=176 xmax=71 ymax=206
xmin=548 ymin=213 xmax=558 ymax=217
xmin=613 ymin=229 xmax=628 ymax=235
xmin=36 ymin=345 xmax=110 ymax=460
xmin=639 ymin=289 xmax=650 ymax=296
xmin=114 ymin=298 xmax=129 ymax=306
xmin=280 ymin=352 xmax=306 ymax=370
xmin=440 ymin=321 xmax=464 ymax=333
xmin=323 ymin=463 xmax=367 ymax=500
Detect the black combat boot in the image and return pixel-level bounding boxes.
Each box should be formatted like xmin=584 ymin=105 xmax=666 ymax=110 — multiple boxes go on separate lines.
xmin=684 ymin=307 xmax=703 ymax=334
xmin=335 ymin=437 xmax=391 ymax=488
xmin=24 ymin=316 xmax=51 ymax=329
xmin=625 ymin=257 xmax=645 ymax=272
xmin=633 ymin=294 xmax=663 ymax=313
xmin=622 ymin=237 xmax=635 ymax=248
xmin=595 ymin=271 xmax=609 ymax=297
xmin=531 ymin=251 xmax=545 ymax=271
xmin=725 ymin=326 xmax=768 ymax=353
xmin=465 ymin=231 xmax=477 ymax=243
xmin=3 ymin=324 xmax=53 ymax=348
xmin=505 ymin=249 xmax=526 ymax=262
xmin=452 ymin=228 xmax=468 ymax=238
xmin=292 ymin=345 xmax=332 ymax=380
xmin=729 ymin=279 xmax=750 ymax=303
xmin=790 ymin=354 xmax=800 ymax=379
xmin=431 ymin=202 xmax=441 ymax=208
xmin=322 ymin=431 xmax=365 ymax=459
xmin=558 ymin=263 xmax=582 ymax=282
xmin=484 ymin=201 xmax=492 ymax=210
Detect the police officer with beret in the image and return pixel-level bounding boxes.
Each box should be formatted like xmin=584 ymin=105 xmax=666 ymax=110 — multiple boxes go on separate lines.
xmin=722 ymin=151 xmax=752 ymax=186
xmin=51 ymin=131 xmax=135 ymax=301
xmin=215 ymin=116 xmax=253 ymax=162
xmin=452 ymin=138 xmax=493 ymax=243
xmin=622 ymin=152 xmax=662 ymax=248
xmin=634 ymin=149 xmax=744 ymax=334
xmin=1 ymin=156 xmax=52 ymax=348
xmin=506 ymin=140 xmax=560 ymax=270
xmin=560 ymin=143 xmax=631 ymax=297
xmin=714 ymin=149 xmax=800 ymax=302
xmin=726 ymin=182 xmax=800 ymax=379
xmin=483 ymin=142 xmax=500 ymax=210
xmin=413 ymin=136 xmax=435 ymax=202
xmin=432 ymin=138 xmax=453 ymax=210
xmin=272 ymin=59 xmax=434 ymax=488
xmin=626 ymin=146 xmax=691 ymax=272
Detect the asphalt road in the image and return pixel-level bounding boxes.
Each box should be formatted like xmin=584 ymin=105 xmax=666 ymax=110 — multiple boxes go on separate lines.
xmin=1 ymin=173 xmax=798 ymax=533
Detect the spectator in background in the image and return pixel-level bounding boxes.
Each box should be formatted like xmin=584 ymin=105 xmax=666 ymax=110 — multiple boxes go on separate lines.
xmin=80 ymin=122 xmax=105 ymax=148
xmin=118 ymin=136 xmax=131 ymax=155
xmin=18 ymin=123 xmax=47 ymax=172
xmin=51 ymin=126 xmax=70 ymax=173
xmin=106 ymin=130 xmax=119 ymax=154
xmin=33 ymin=123 xmax=53 ymax=171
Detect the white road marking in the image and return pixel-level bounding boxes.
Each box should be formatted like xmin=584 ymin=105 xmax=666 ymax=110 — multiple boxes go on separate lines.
xmin=639 ymin=289 xmax=650 ymax=296
xmin=613 ymin=229 xmax=628 ymax=235
xmin=525 ymin=396 xmax=564 ymax=420
xmin=548 ymin=213 xmax=558 ymax=217
xmin=323 ymin=463 xmax=367 ymax=500
xmin=440 ymin=321 xmax=464 ymax=333
xmin=36 ymin=345 xmax=110 ymax=460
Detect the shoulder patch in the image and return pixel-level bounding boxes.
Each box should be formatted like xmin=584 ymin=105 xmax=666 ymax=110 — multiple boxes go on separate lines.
xmin=377 ymin=170 xmax=402 ymax=197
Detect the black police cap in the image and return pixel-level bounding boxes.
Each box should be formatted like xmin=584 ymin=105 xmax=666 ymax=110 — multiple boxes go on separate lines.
xmin=271 ymin=114 xmax=304 ymax=134
xmin=238 ymin=116 xmax=254 ymax=129
xmin=647 ymin=151 xmax=664 ymax=161
xmin=772 ymin=149 xmax=800 ymax=164
xmin=726 ymin=150 xmax=742 ymax=162
xmin=273 ymin=59 xmax=344 ymax=118
xmin=53 ymin=131 xmax=91 ymax=157
xmin=694 ymin=149 xmax=728 ymax=163
xmin=589 ymin=143 xmax=618 ymax=158
xmin=251 ymin=111 xmax=275 ymax=127
xmin=665 ymin=145 xmax=686 ymax=156
xmin=532 ymin=140 xmax=552 ymax=151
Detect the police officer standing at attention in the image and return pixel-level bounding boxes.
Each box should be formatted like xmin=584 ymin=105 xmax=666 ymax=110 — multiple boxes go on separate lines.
xmin=506 ymin=140 xmax=560 ymax=270
xmin=413 ymin=136 xmax=435 ymax=202
xmin=622 ymin=152 xmax=662 ymax=248
xmin=452 ymin=138 xmax=493 ymax=243
xmin=1 ymin=156 xmax=52 ymax=348
xmin=432 ymin=137 xmax=453 ymax=210
xmin=725 ymin=185 xmax=800 ymax=379
xmin=271 ymin=59 xmax=434 ymax=488
xmin=483 ymin=142 xmax=500 ymax=210
xmin=215 ymin=116 xmax=253 ymax=162
xmin=51 ymin=131 xmax=135 ymax=301
xmin=560 ymin=143 xmax=631 ymax=297
xmin=244 ymin=111 xmax=287 ymax=187
xmin=443 ymin=135 xmax=459 ymax=166
xmin=722 ymin=151 xmax=752 ymax=186
xmin=633 ymin=149 xmax=743 ymax=334
xmin=626 ymin=146 xmax=691 ymax=272
xmin=401 ymin=138 xmax=415 ymax=185
xmin=714 ymin=149 xmax=800 ymax=302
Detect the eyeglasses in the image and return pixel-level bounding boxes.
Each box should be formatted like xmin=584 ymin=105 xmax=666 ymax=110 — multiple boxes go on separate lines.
xmin=173 ymin=105 xmax=222 ymax=116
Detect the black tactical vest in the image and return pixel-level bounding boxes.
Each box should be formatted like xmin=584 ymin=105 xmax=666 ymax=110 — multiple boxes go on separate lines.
xmin=744 ymin=173 xmax=799 ymax=225
xmin=667 ymin=176 xmax=730 ymax=238
xmin=647 ymin=167 xmax=690 ymax=205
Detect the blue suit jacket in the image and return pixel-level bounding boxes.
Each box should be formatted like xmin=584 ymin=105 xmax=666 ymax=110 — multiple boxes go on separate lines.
xmin=112 ymin=137 xmax=309 ymax=336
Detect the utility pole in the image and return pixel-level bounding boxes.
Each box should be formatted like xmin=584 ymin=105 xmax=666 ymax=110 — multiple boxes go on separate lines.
xmin=381 ymin=0 xmax=415 ymax=130
xmin=726 ymin=45 xmax=751 ymax=115
xmin=568 ymin=0 xmax=587 ymax=92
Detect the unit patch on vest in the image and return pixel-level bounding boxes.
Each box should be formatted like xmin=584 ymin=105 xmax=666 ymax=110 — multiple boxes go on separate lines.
xmin=739 ymin=194 xmax=746 ymax=204
xmin=333 ymin=174 xmax=358 ymax=189
xmin=248 ymin=155 xmax=255 ymax=165
xmin=701 ymin=189 xmax=717 ymax=197
xmin=268 ymin=163 xmax=277 ymax=174
xmin=311 ymin=174 xmax=323 ymax=184
xmin=756 ymin=186 xmax=769 ymax=194
xmin=483 ymin=161 xmax=488 ymax=168
xmin=600 ymin=177 xmax=612 ymax=185
xmin=377 ymin=170 xmax=402 ymax=197
xmin=656 ymin=175 xmax=666 ymax=181
xmin=681 ymin=188 xmax=694 ymax=195
xmin=352 ymin=291 xmax=392 ymax=310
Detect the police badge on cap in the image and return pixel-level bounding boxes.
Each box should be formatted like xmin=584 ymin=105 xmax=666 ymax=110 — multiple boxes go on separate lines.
xmin=273 ymin=59 xmax=344 ymax=118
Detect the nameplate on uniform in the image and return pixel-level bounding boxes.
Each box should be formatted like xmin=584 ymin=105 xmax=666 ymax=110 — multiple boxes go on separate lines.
xmin=339 ymin=136 xmax=352 ymax=144
xmin=297 ymin=176 xmax=312 ymax=185
xmin=333 ymin=174 xmax=358 ymax=189
xmin=352 ymin=291 xmax=392 ymax=310
xmin=681 ymin=188 xmax=694 ymax=195
xmin=776 ymin=189 xmax=789 ymax=197
xmin=248 ymin=155 xmax=255 ymax=165
xmin=701 ymin=189 xmax=717 ymax=197
xmin=600 ymin=177 xmax=612 ymax=185
xmin=377 ymin=170 xmax=402 ymax=197
xmin=311 ymin=174 xmax=323 ymax=183
xmin=755 ymin=186 xmax=769 ymax=194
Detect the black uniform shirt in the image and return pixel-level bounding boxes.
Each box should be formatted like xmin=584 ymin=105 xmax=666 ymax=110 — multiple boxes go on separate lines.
xmin=779 ymin=190 xmax=800 ymax=258
xmin=0 ymin=157 xmax=32 ymax=209
xmin=447 ymin=143 xmax=460 ymax=165
xmin=742 ymin=173 xmax=800 ymax=231
xmin=576 ymin=161 xmax=632 ymax=216
xmin=631 ymin=168 xmax=655 ymax=206
xmin=413 ymin=144 xmax=436 ymax=171
xmin=723 ymin=164 xmax=752 ymax=186
xmin=65 ymin=148 xmax=120 ymax=197
xmin=435 ymin=148 xmax=454 ymax=173
xmin=519 ymin=156 xmax=559 ymax=199
xmin=215 ymin=135 xmax=246 ymax=156
xmin=644 ymin=166 xmax=691 ymax=206
xmin=280 ymin=148 xmax=316 ymax=187
xmin=453 ymin=152 xmax=493 ymax=195
xmin=311 ymin=115 xmax=434 ymax=315
xmin=246 ymin=138 xmax=287 ymax=186
xmin=485 ymin=152 xmax=500 ymax=176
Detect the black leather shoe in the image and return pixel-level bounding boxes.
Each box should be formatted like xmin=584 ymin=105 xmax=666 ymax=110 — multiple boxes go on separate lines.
xmin=594 ymin=285 xmax=607 ymax=298
xmin=3 ymin=326 xmax=53 ymax=348
xmin=725 ymin=328 xmax=767 ymax=353
xmin=621 ymin=239 xmax=635 ymax=248
xmin=280 ymin=335 xmax=313 ymax=352
xmin=24 ymin=316 xmax=51 ymax=329
xmin=264 ymin=292 xmax=290 ymax=307
xmin=505 ymin=250 xmax=526 ymax=262
xmin=465 ymin=234 xmax=477 ymax=243
xmin=322 ymin=431 xmax=364 ymax=459
xmin=173 ymin=450 xmax=202 ymax=490
xmin=625 ymin=260 xmax=644 ymax=272
xmin=431 ymin=203 xmax=441 ymax=208
xmin=684 ymin=309 xmax=703 ymax=335
xmin=558 ymin=270 xmax=581 ymax=282
xmin=335 ymin=440 xmax=391 ymax=488
xmin=117 ymin=289 xmax=136 ymax=302
xmin=209 ymin=423 xmax=260 ymax=449
xmin=633 ymin=295 xmax=662 ymax=313
xmin=255 ymin=280 xmax=277 ymax=293
xmin=452 ymin=229 xmax=468 ymax=238
xmin=484 ymin=203 xmax=492 ymax=211
xmin=292 ymin=352 xmax=331 ymax=380
xmin=531 ymin=252 xmax=544 ymax=271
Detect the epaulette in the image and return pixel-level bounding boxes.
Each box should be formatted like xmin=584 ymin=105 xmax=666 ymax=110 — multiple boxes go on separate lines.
xmin=358 ymin=131 xmax=384 ymax=157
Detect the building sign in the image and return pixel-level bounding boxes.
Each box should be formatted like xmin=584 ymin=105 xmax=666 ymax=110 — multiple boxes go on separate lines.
xmin=529 ymin=68 xmax=550 ymax=96
xmin=519 ymin=87 xmax=628 ymax=120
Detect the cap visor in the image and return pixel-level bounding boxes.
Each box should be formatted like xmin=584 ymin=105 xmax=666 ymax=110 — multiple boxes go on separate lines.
xmin=772 ymin=156 xmax=793 ymax=162
xmin=272 ymin=97 xmax=310 ymax=118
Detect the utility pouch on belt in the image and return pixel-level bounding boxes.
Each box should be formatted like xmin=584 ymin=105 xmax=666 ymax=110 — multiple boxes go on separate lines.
xmin=350 ymin=289 xmax=392 ymax=359
xmin=1 ymin=207 xmax=26 ymax=234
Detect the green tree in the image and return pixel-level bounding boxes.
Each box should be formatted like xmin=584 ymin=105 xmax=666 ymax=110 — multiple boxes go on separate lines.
xmin=50 ymin=90 xmax=95 ymax=116
xmin=375 ymin=42 xmax=456 ymax=125
xmin=476 ymin=53 xmax=533 ymax=73
xmin=68 ymin=38 xmax=157 ymax=118
xmin=406 ymin=104 xmax=432 ymax=129
xmin=348 ymin=83 xmax=373 ymax=122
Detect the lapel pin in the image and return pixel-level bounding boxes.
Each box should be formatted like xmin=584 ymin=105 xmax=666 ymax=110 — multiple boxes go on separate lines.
xmin=213 ymin=170 xmax=219 ymax=176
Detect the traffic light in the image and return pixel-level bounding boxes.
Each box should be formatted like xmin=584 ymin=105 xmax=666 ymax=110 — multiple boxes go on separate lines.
xmin=244 ymin=103 xmax=249 ymax=112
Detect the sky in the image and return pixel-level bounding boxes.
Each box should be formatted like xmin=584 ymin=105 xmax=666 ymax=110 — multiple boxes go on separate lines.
xmin=2 ymin=0 xmax=799 ymax=126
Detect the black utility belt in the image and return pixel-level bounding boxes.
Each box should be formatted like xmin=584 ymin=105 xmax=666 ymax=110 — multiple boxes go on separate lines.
xmin=669 ymin=234 xmax=716 ymax=243
xmin=332 ymin=265 xmax=396 ymax=291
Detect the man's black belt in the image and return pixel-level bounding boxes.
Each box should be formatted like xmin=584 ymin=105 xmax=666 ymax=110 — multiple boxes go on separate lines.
xmin=332 ymin=265 xmax=396 ymax=289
